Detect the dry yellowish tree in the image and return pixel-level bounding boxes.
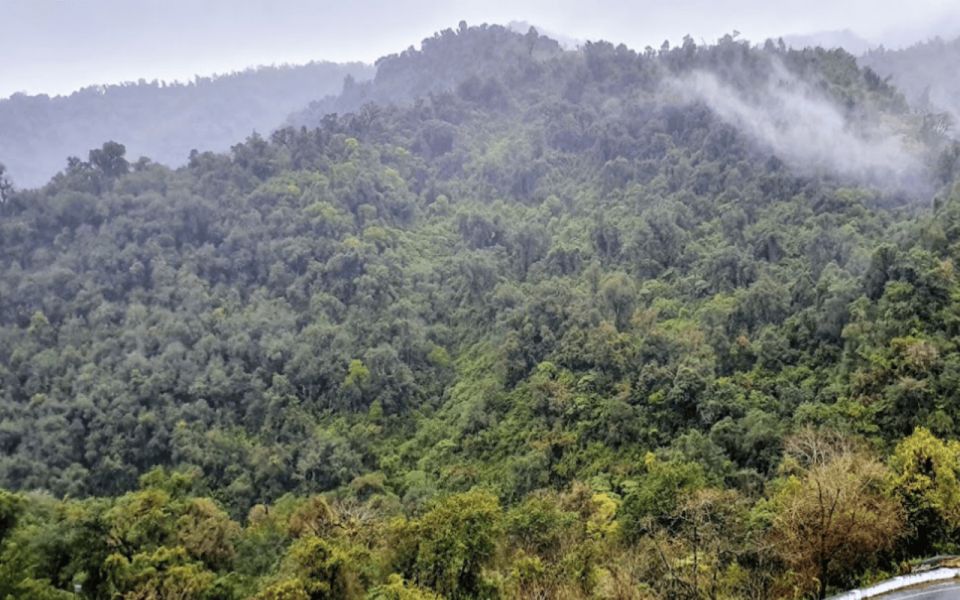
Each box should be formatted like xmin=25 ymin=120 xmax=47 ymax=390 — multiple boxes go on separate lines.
xmin=770 ymin=430 xmax=904 ymax=599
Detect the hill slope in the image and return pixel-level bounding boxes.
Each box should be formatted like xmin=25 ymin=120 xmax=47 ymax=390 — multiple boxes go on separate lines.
xmin=0 ymin=61 xmax=373 ymax=187
xmin=2 ymin=24 xmax=960 ymax=600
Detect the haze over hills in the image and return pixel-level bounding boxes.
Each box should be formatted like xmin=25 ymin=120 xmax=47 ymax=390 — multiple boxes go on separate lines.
xmin=776 ymin=10 xmax=960 ymax=54
xmin=4 ymin=20 xmax=960 ymax=600
xmin=507 ymin=20 xmax=583 ymax=49
xmin=0 ymin=61 xmax=374 ymax=188
xmin=780 ymin=29 xmax=876 ymax=54
xmin=861 ymin=37 xmax=960 ymax=134
xmin=776 ymin=28 xmax=960 ymax=141
xmin=2 ymin=16 xmax=956 ymax=190
xmin=286 ymin=23 xmax=565 ymax=127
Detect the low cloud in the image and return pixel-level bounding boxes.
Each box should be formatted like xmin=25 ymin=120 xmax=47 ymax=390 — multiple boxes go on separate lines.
xmin=670 ymin=60 xmax=929 ymax=194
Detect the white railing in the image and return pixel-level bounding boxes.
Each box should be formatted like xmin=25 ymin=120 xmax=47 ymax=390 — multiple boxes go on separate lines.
xmin=830 ymin=567 xmax=959 ymax=599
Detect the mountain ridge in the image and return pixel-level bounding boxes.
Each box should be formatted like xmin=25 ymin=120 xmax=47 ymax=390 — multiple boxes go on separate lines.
xmin=0 ymin=60 xmax=373 ymax=187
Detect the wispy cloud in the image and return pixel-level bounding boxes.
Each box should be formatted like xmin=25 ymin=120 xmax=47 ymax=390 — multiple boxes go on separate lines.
xmin=670 ymin=59 xmax=929 ymax=193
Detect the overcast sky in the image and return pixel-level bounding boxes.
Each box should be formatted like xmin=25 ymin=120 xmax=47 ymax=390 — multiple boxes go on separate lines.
xmin=3 ymin=0 xmax=960 ymax=98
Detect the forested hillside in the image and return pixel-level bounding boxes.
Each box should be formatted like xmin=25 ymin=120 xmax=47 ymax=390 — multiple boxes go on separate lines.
xmin=0 ymin=61 xmax=373 ymax=187
xmin=861 ymin=36 xmax=960 ymax=133
xmin=3 ymin=23 xmax=960 ymax=599
xmin=287 ymin=22 xmax=564 ymax=125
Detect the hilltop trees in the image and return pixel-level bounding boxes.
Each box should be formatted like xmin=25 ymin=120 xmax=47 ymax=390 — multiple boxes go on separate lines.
xmin=88 ymin=141 xmax=130 ymax=179
xmin=0 ymin=162 xmax=12 ymax=203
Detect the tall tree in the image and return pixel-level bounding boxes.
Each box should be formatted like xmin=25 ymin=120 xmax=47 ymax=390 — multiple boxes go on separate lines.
xmin=769 ymin=431 xmax=904 ymax=599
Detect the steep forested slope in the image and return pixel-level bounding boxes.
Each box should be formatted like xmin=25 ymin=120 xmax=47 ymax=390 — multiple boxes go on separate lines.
xmin=0 ymin=61 xmax=373 ymax=187
xmin=2 ymin=24 xmax=960 ymax=600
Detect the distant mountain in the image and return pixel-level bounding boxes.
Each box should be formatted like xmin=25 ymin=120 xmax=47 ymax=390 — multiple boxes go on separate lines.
xmin=781 ymin=29 xmax=875 ymax=54
xmin=871 ymin=13 xmax=960 ymax=50
xmin=860 ymin=36 xmax=960 ymax=130
xmin=0 ymin=61 xmax=373 ymax=187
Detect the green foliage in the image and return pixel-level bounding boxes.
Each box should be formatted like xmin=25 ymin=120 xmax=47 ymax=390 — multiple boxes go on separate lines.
xmin=0 ymin=22 xmax=959 ymax=599
xmin=392 ymin=489 xmax=502 ymax=598
xmin=505 ymin=496 xmax=576 ymax=556
xmin=0 ymin=490 xmax=23 ymax=543
xmin=261 ymin=535 xmax=360 ymax=599
xmin=368 ymin=574 xmax=442 ymax=600
xmin=619 ymin=454 xmax=708 ymax=542
xmin=888 ymin=427 xmax=960 ymax=554
xmin=104 ymin=545 xmax=216 ymax=600
xmin=0 ymin=62 xmax=374 ymax=187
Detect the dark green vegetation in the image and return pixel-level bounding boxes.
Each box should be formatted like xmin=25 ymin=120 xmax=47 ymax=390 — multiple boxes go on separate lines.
xmin=3 ymin=23 xmax=960 ymax=599
xmin=0 ymin=61 xmax=373 ymax=188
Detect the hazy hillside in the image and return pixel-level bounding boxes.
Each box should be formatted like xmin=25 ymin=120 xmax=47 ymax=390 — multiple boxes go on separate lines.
xmin=860 ymin=36 xmax=960 ymax=131
xmin=781 ymin=28 xmax=875 ymax=54
xmin=0 ymin=61 xmax=373 ymax=187
xmin=287 ymin=23 xmax=564 ymax=125
xmin=2 ymin=23 xmax=960 ymax=600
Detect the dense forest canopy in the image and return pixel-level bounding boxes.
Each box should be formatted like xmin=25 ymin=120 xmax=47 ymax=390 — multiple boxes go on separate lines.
xmin=287 ymin=22 xmax=565 ymax=126
xmin=0 ymin=61 xmax=373 ymax=188
xmin=3 ymin=22 xmax=960 ymax=599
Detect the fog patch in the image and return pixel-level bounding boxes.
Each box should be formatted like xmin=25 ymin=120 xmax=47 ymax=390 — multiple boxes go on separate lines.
xmin=669 ymin=60 xmax=929 ymax=194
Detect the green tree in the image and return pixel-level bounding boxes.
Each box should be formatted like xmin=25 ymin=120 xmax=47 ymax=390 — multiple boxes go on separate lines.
xmin=395 ymin=489 xmax=502 ymax=598
xmin=888 ymin=427 xmax=960 ymax=554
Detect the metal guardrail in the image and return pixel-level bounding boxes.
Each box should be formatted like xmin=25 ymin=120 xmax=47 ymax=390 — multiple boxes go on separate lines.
xmin=828 ymin=560 xmax=960 ymax=600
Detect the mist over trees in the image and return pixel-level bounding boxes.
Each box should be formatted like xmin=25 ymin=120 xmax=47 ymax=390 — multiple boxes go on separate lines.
xmin=287 ymin=22 xmax=564 ymax=126
xmin=0 ymin=61 xmax=373 ymax=187
xmin=3 ymin=22 xmax=960 ymax=599
xmin=860 ymin=37 xmax=960 ymax=137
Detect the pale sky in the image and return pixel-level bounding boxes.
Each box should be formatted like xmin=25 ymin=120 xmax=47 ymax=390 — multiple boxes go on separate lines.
xmin=3 ymin=0 xmax=960 ymax=98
